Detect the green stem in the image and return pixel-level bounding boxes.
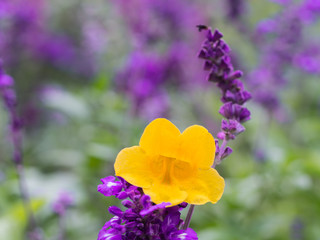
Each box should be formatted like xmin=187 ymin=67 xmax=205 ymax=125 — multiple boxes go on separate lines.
xmin=182 ymin=204 xmax=195 ymax=230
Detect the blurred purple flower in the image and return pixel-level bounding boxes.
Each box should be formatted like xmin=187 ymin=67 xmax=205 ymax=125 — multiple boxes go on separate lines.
xmin=249 ymin=0 xmax=320 ymax=121
xmin=0 ymin=0 xmax=96 ymax=76
xmin=293 ymin=44 xmax=320 ymax=74
xmin=113 ymin=0 xmax=206 ymax=119
xmin=226 ymin=0 xmax=246 ymax=20
xmin=115 ymin=52 xmax=168 ymax=118
xmin=0 ymin=60 xmax=23 ymax=164
xmin=52 ymin=192 xmax=74 ymax=216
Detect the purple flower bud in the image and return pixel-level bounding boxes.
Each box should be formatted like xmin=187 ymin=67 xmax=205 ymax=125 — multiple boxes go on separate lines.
xmin=140 ymin=202 xmax=171 ymax=216
xmin=198 ymin=49 xmax=208 ymax=59
xmin=140 ymin=194 xmax=151 ymax=209
xmin=178 ymin=202 xmax=188 ymax=208
xmin=237 ymin=106 xmax=251 ymax=122
xmin=116 ymin=191 xmax=128 ymax=199
xmin=109 ymin=216 xmax=121 ymax=226
xmin=221 ymin=147 xmax=233 ymax=160
xmin=207 ymin=69 xmax=222 ymax=82
xmin=219 ymin=102 xmax=234 ymax=119
xmin=109 ymin=206 xmax=123 ymax=217
xmin=122 ymin=200 xmax=135 ymax=208
xmin=217 ymin=131 xmax=225 ymax=140
xmin=224 ymin=90 xmax=236 ymax=102
xmin=236 ymin=90 xmax=252 ymax=105
xmin=110 ymin=217 xmax=122 ymax=231
xmin=226 ymin=70 xmax=243 ymax=81
xmin=123 ymin=209 xmax=139 ymax=220
xmin=220 ymin=103 xmax=251 ymax=123
xmin=124 ymin=221 xmax=138 ymax=231
xmin=204 ymin=61 xmax=213 ymax=70
xmin=207 ymin=29 xmax=223 ymax=42
xmin=225 ymin=119 xmax=245 ymax=135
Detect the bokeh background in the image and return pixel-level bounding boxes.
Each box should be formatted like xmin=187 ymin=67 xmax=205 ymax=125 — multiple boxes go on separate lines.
xmin=1 ymin=0 xmax=320 ymax=239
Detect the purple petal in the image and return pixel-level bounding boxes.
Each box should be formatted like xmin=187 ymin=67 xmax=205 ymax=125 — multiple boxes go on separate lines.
xmin=140 ymin=202 xmax=171 ymax=216
xmin=98 ymin=176 xmax=123 ymax=197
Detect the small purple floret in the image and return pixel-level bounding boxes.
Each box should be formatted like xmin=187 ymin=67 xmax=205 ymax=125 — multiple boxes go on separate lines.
xmin=98 ymin=176 xmax=123 ymax=197
xmin=52 ymin=192 xmax=74 ymax=215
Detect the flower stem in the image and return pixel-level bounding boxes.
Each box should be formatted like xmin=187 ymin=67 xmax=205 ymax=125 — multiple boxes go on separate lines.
xmin=15 ymin=163 xmax=43 ymax=240
xmin=213 ymin=138 xmax=228 ymax=168
xmin=58 ymin=213 xmax=65 ymax=240
xmin=182 ymin=204 xmax=195 ymax=230
xmin=1 ymin=70 xmax=43 ymax=240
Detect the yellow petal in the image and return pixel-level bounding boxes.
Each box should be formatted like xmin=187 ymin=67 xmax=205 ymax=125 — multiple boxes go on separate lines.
xmin=139 ymin=118 xmax=181 ymax=158
xmin=178 ymin=125 xmax=215 ymax=168
xmin=114 ymin=146 xmax=152 ymax=188
xmin=143 ymin=182 xmax=187 ymax=206
xmin=180 ymin=168 xmax=225 ymax=205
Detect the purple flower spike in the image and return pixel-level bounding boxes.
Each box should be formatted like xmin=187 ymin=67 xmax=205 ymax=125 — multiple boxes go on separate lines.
xmin=198 ymin=26 xmax=251 ymax=163
xmin=97 ymin=176 xmax=196 ymax=239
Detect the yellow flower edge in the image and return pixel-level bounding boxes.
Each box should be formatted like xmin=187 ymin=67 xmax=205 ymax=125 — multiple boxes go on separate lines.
xmin=114 ymin=118 xmax=225 ymax=206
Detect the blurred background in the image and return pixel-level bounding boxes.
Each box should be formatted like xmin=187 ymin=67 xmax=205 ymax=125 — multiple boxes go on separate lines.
xmin=1 ymin=0 xmax=320 ymax=239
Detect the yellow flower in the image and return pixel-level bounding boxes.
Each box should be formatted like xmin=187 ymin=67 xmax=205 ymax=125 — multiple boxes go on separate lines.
xmin=114 ymin=118 xmax=225 ymax=206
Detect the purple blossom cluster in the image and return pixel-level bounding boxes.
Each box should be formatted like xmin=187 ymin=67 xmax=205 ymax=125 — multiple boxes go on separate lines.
xmin=0 ymin=0 xmax=96 ymax=76
xmin=250 ymin=0 xmax=320 ymax=119
xmin=116 ymin=52 xmax=169 ymax=119
xmin=97 ymin=176 xmax=197 ymax=240
xmin=113 ymin=0 xmax=206 ymax=119
xmin=198 ymin=26 xmax=251 ymax=164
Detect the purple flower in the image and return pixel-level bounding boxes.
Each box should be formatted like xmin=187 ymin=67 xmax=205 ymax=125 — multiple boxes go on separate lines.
xmin=250 ymin=0 xmax=320 ymax=120
xmin=98 ymin=176 xmax=123 ymax=197
xmin=97 ymin=176 xmax=196 ymax=240
xmin=0 ymin=0 xmax=97 ymax=77
xmin=293 ymin=44 xmax=320 ymax=74
xmin=112 ymin=0 xmax=207 ymax=119
xmin=52 ymin=192 xmax=74 ymax=216
xmin=170 ymin=228 xmax=198 ymax=240
xmin=0 ymin=60 xmax=23 ymax=164
xmin=226 ymin=0 xmax=246 ymax=20
xmin=198 ymin=26 xmax=251 ymax=163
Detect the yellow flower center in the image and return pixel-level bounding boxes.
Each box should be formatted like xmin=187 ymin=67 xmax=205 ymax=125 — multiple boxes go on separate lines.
xmin=150 ymin=155 xmax=195 ymax=185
